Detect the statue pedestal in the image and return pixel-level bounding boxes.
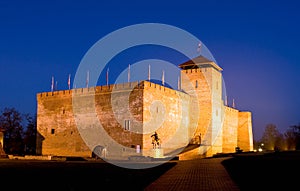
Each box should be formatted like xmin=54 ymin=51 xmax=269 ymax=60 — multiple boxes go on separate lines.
xmin=152 ymin=148 xmax=164 ymax=158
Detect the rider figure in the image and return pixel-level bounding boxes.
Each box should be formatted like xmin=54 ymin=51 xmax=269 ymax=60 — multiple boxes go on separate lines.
xmin=151 ymin=131 xmax=160 ymax=148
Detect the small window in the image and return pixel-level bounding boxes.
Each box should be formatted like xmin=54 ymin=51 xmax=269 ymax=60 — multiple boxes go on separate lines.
xmin=195 ymin=80 xmax=198 ymax=88
xmin=51 ymin=129 xmax=55 ymax=134
xmin=124 ymin=120 xmax=130 ymax=131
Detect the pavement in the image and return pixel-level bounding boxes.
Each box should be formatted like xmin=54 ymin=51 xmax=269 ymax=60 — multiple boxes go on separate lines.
xmin=144 ymin=157 xmax=240 ymax=191
xmin=0 ymin=155 xmax=241 ymax=191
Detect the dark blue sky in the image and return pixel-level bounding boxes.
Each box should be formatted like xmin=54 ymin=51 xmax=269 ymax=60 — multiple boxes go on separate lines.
xmin=1 ymin=0 xmax=299 ymax=141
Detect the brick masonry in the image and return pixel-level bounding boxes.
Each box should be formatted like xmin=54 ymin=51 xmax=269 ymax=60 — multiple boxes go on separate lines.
xmin=36 ymin=56 xmax=253 ymax=158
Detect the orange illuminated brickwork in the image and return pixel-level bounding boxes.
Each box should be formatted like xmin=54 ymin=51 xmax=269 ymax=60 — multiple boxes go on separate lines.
xmin=36 ymin=56 xmax=253 ymax=158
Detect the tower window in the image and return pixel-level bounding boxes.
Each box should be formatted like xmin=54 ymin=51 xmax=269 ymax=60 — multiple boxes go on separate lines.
xmin=195 ymin=80 xmax=198 ymax=88
xmin=124 ymin=120 xmax=130 ymax=131
xmin=51 ymin=129 xmax=55 ymax=134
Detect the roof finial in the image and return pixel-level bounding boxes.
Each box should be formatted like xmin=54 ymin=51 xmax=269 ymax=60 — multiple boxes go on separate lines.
xmin=197 ymin=41 xmax=202 ymax=55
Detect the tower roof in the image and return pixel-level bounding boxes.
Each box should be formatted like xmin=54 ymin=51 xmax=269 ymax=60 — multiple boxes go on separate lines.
xmin=178 ymin=55 xmax=223 ymax=71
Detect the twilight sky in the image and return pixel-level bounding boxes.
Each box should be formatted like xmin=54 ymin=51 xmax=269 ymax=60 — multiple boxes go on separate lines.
xmin=0 ymin=0 xmax=299 ymax=141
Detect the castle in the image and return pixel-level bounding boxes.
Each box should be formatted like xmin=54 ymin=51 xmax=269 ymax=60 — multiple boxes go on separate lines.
xmin=36 ymin=56 xmax=253 ymax=159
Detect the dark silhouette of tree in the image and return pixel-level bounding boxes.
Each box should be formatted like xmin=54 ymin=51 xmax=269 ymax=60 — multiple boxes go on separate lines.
xmin=0 ymin=107 xmax=24 ymax=155
xmin=23 ymin=113 xmax=37 ymax=155
xmin=260 ymin=124 xmax=283 ymax=151
xmin=284 ymin=129 xmax=297 ymax=150
xmin=285 ymin=124 xmax=300 ymax=150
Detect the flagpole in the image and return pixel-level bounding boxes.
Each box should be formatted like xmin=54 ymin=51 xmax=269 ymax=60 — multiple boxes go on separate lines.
xmin=128 ymin=64 xmax=130 ymax=83
xmin=68 ymin=74 xmax=71 ymax=90
xmin=178 ymin=75 xmax=180 ymax=90
xmin=86 ymin=70 xmax=89 ymax=88
xmin=106 ymin=68 xmax=109 ymax=86
xmin=148 ymin=64 xmax=151 ymax=81
xmin=51 ymin=76 xmax=54 ymax=92
xmin=162 ymin=70 xmax=165 ymax=86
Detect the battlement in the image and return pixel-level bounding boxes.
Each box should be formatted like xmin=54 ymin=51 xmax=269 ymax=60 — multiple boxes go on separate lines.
xmin=224 ymin=106 xmax=239 ymax=112
xmin=182 ymin=68 xmax=207 ymax=74
xmin=143 ymin=80 xmax=189 ymax=99
xmin=37 ymin=80 xmax=190 ymax=99
xmin=37 ymin=81 xmax=145 ymax=98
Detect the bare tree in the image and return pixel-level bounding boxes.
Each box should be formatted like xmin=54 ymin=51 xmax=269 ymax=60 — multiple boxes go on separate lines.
xmin=0 ymin=107 xmax=24 ymax=155
xmin=23 ymin=113 xmax=37 ymax=155
xmin=285 ymin=124 xmax=300 ymax=150
xmin=260 ymin=124 xmax=283 ymax=151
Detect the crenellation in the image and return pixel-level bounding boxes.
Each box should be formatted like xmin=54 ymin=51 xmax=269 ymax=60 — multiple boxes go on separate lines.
xmin=224 ymin=106 xmax=238 ymax=112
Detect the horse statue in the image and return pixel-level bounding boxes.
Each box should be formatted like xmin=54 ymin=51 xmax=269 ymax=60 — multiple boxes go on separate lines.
xmin=151 ymin=132 xmax=161 ymax=149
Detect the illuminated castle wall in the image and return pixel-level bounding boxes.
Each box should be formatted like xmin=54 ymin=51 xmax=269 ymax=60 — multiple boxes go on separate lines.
xmin=36 ymin=56 xmax=253 ymax=158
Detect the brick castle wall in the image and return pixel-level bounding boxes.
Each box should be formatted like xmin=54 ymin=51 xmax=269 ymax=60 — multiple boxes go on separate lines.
xmin=142 ymin=81 xmax=190 ymax=155
xmin=238 ymin=111 xmax=254 ymax=151
xmin=37 ymin=81 xmax=193 ymax=158
xmin=37 ymin=82 xmax=144 ymax=158
xmin=222 ymin=106 xmax=239 ymax=153
xmin=36 ymin=58 xmax=254 ymax=158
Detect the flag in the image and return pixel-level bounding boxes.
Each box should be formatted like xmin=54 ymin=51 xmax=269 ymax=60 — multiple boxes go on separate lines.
xmin=68 ymin=74 xmax=71 ymax=90
xmin=51 ymin=76 xmax=54 ymax=92
xmin=86 ymin=70 xmax=89 ymax=88
xmin=106 ymin=68 xmax=109 ymax=85
xmin=148 ymin=64 xmax=151 ymax=81
xmin=128 ymin=64 xmax=130 ymax=83
xmin=162 ymin=70 xmax=165 ymax=85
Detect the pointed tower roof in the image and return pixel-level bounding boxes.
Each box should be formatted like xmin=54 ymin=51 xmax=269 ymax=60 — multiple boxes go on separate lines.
xmin=178 ymin=55 xmax=223 ymax=71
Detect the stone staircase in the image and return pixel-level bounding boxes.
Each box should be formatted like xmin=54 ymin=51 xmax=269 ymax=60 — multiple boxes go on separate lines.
xmin=177 ymin=144 xmax=209 ymax=160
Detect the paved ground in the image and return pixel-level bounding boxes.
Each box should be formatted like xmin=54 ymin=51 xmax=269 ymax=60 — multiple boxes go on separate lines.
xmin=145 ymin=157 xmax=240 ymax=191
xmin=2 ymin=151 xmax=300 ymax=190
xmin=0 ymin=156 xmax=239 ymax=191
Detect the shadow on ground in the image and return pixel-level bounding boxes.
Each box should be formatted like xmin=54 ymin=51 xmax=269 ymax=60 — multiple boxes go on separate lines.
xmin=221 ymin=150 xmax=300 ymax=191
xmin=0 ymin=159 xmax=177 ymax=191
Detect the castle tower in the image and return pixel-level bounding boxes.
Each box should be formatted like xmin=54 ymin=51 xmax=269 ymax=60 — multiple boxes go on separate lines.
xmin=179 ymin=56 xmax=224 ymax=156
